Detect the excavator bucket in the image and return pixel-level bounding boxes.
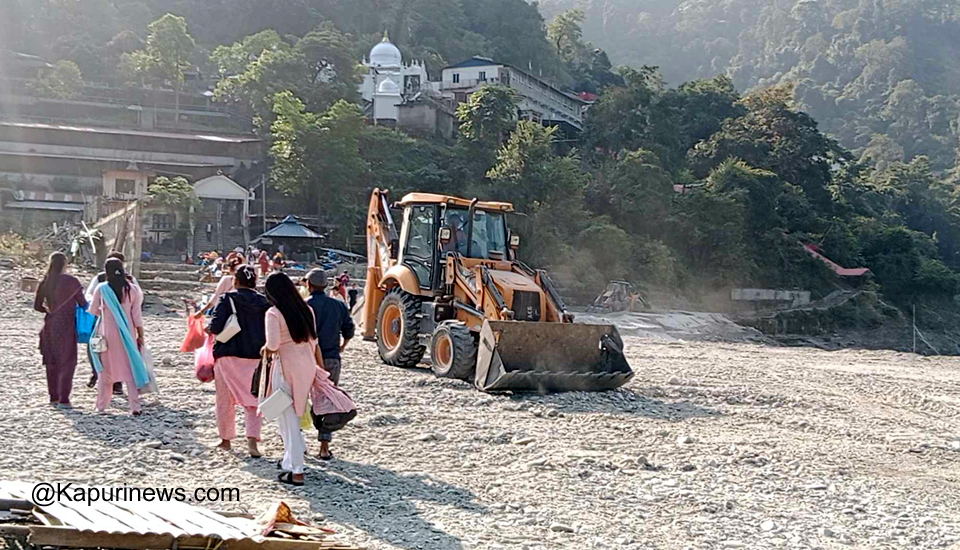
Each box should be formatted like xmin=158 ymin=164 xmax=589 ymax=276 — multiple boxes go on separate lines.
xmin=475 ymin=320 xmax=634 ymax=393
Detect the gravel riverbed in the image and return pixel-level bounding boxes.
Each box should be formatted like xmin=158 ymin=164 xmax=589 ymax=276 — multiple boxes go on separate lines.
xmin=1 ymin=280 xmax=959 ymax=550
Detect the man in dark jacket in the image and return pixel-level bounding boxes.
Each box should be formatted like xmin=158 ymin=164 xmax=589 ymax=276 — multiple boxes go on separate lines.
xmin=304 ymin=268 xmax=355 ymax=460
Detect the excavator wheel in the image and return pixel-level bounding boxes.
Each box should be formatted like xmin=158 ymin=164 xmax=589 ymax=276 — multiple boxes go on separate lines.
xmin=377 ymin=288 xmax=425 ymax=367
xmin=430 ymin=321 xmax=478 ymax=381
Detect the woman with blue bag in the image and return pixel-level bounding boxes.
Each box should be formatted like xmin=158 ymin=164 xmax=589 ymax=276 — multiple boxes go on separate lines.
xmin=34 ymin=252 xmax=87 ymax=408
xmin=89 ymin=258 xmax=148 ymax=415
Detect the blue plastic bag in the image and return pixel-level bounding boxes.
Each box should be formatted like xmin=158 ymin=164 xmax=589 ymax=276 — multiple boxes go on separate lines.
xmin=76 ymin=305 xmax=97 ymax=344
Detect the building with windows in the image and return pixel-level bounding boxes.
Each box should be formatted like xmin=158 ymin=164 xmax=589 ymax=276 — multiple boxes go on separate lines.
xmin=439 ymin=57 xmax=588 ymax=133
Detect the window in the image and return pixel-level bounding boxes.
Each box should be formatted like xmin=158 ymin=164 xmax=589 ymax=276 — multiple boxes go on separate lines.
xmin=402 ymin=205 xmax=435 ymax=288
xmin=442 ymin=207 xmax=506 ymax=260
xmin=479 ymin=71 xmax=486 ymax=81
xmin=455 ymin=92 xmax=468 ymax=104
xmin=452 ymin=73 xmax=460 ymax=84
xmin=115 ymin=178 xmax=136 ymax=196
xmin=152 ymin=214 xmax=173 ymax=230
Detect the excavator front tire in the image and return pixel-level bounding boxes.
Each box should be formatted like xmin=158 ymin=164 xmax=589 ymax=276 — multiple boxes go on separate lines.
xmin=377 ymin=288 xmax=425 ymax=367
xmin=430 ymin=321 xmax=478 ymax=380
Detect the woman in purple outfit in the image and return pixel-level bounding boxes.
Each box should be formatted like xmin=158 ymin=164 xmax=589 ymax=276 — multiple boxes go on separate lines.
xmin=34 ymin=252 xmax=87 ymax=408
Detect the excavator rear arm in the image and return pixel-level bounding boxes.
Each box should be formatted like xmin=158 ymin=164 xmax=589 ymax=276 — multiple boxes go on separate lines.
xmin=363 ymin=188 xmax=398 ymax=341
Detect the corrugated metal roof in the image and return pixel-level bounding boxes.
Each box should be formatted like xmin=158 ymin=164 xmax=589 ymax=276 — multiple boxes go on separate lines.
xmin=6 ymin=201 xmax=85 ymax=212
xmin=0 ymin=481 xmax=364 ymax=550
xmin=0 ymin=481 xmax=255 ymax=540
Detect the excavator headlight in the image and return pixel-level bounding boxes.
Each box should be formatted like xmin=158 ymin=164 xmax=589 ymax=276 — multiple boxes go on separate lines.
xmin=509 ymin=234 xmax=521 ymax=248
xmin=439 ymin=227 xmax=452 ymax=243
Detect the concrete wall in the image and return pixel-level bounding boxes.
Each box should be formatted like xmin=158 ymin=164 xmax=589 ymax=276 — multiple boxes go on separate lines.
xmin=397 ymin=102 xmax=457 ymax=140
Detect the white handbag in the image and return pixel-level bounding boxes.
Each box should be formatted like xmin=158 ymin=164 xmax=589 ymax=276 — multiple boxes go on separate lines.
xmin=259 ymin=387 xmax=293 ymax=421
xmin=89 ymin=317 xmax=107 ymax=353
xmin=139 ymin=345 xmax=159 ymax=395
xmin=215 ymin=296 xmax=242 ymax=343
xmin=258 ymin=355 xmax=292 ymax=421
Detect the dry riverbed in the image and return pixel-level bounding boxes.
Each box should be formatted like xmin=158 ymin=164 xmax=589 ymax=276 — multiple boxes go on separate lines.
xmin=1 ymin=277 xmax=959 ymax=549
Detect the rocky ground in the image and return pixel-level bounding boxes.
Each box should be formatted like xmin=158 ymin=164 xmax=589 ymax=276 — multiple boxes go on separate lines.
xmin=1 ymin=269 xmax=960 ymax=549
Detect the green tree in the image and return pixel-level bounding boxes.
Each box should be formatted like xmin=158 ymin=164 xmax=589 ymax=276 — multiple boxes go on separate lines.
xmin=148 ymin=175 xmax=200 ymax=216
xmin=456 ymin=85 xmax=518 ymax=180
xmin=121 ymin=14 xmax=196 ymax=125
xmin=689 ymin=84 xmax=849 ymax=212
xmin=214 ymin=23 xmax=359 ymax=130
xmin=586 ymin=150 xmax=673 ymax=239
xmin=210 ymin=29 xmax=289 ymax=78
xmin=270 ymin=92 xmax=368 ymax=239
xmin=487 ymin=120 xmax=587 ymax=265
xmin=667 ymin=188 xmax=750 ymax=288
xmin=33 ymin=60 xmax=84 ymax=99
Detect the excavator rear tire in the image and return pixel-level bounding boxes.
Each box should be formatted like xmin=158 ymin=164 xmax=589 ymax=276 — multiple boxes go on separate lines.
xmin=377 ymin=288 xmax=425 ymax=367
xmin=430 ymin=321 xmax=478 ymax=381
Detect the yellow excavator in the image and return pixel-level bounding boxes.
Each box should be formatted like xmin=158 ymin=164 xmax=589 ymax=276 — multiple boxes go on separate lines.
xmin=362 ymin=188 xmax=634 ymax=392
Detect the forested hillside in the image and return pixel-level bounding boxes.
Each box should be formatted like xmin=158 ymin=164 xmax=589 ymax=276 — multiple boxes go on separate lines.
xmin=3 ymin=0 xmax=960 ymax=333
xmin=539 ymin=0 xmax=960 ymax=173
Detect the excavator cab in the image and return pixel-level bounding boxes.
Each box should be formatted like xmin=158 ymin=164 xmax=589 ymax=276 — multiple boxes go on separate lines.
xmin=363 ymin=188 xmax=634 ymax=393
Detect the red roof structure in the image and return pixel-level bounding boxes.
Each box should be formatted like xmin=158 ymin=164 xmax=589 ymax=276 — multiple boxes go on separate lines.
xmin=803 ymin=244 xmax=871 ymax=277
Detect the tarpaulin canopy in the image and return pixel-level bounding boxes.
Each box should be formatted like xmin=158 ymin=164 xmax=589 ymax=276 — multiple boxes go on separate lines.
xmin=253 ymin=215 xmax=323 ymax=242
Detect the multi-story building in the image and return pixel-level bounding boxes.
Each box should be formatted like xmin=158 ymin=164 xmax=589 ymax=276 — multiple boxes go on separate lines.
xmin=439 ymin=56 xmax=588 ymax=133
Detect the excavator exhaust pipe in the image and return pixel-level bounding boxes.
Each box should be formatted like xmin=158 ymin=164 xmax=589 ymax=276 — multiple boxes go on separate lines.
xmin=475 ymin=320 xmax=634 ymax=393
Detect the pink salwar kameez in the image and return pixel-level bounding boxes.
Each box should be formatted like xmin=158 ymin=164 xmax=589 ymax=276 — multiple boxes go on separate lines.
xmin=89 ymin=283 xmax=144 ymax=413
xmin=213 ymin=356 xmax=261 ymax=441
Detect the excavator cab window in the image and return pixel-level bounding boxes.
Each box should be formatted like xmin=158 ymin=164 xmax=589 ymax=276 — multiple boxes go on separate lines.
xmin=400 ymin=204 xmax=437 ymax=289
xmin=441 ymin=207 xmax=507 ymax=260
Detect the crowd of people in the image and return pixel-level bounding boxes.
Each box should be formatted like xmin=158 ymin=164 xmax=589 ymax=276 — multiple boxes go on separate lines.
xmin=34 ymin=249 xmax=357 ymax=486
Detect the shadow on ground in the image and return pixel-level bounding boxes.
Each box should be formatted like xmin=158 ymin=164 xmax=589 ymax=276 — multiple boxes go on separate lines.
xmin=61 ymin=399 xmax=202 ymax=449
xmin=508 ymin=388 xmax=721 ymax=420
xmin=244 ymin=457 xmax=484 ymax=550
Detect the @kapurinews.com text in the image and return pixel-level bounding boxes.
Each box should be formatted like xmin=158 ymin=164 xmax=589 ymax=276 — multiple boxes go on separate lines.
xmin=30 ymin=482 xmax=241 ymax=506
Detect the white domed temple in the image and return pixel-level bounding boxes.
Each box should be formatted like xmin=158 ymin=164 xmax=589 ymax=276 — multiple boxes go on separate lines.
xmin=359 ymin=32 xmax=431 ymax=125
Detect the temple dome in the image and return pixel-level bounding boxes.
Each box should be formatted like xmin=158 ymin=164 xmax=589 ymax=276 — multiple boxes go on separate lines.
xmin=369 ymin=32 xmax=402 ymax=68
xmin=376 ymin=78 xmax=401 ymax=95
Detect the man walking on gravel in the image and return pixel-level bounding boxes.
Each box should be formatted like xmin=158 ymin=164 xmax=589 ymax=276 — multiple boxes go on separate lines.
xmin=304 ymin=268 xmax=354 ymax=460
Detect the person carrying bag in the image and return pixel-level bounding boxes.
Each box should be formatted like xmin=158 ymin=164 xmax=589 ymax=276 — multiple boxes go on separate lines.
xmin=88 ymin=258 xmax=148 ymax=415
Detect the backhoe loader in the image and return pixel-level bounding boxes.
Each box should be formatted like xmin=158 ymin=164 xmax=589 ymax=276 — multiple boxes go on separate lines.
xmin=362 ymin=188 xmax=634 ymax=393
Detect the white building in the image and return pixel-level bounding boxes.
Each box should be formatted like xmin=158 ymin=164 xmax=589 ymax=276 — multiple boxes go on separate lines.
xmin=359 ymin=32 xmax=431 ymax=125
xmin=439 ymin=56 xmax=587 ymax=132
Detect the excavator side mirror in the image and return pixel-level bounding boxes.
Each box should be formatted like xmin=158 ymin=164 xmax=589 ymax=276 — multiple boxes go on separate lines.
xmin=439 ymin=226 xmax=452 ymax=244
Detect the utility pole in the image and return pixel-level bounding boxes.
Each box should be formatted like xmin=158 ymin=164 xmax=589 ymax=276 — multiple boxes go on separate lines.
xmin=261 ymin=174 xmax=267 ymax=234
xmin=913 ymin=304 xmax=917 ymax=354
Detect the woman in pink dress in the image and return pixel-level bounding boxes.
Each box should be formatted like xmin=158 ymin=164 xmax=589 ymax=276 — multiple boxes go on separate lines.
xmin=263 ymin=273 xmax=319 ymax=486
xmin=209 ymin=265 xmax=269 ymax=457
xmin=89 ymin=259 xmax=145 ymax=415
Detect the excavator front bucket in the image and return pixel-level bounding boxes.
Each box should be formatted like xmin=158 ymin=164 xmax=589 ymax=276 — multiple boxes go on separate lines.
xmin=475 ymin=320 xmax=634 ymax=393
